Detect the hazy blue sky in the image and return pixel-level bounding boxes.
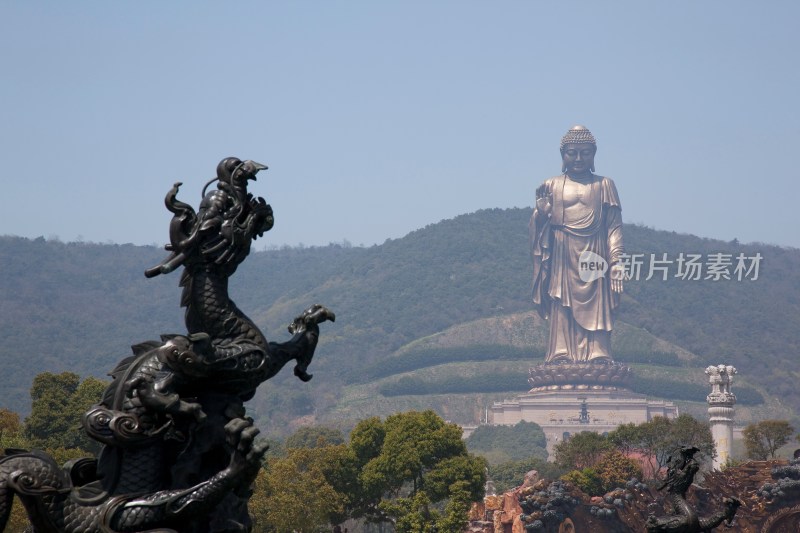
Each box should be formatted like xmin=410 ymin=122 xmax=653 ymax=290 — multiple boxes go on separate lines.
xmin=2 ymin=2 xmax=798 ymax=249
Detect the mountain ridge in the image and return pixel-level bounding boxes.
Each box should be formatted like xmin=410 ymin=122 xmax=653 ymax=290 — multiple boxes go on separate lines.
xmin=1 ymin=208 xmax=797 ymax=435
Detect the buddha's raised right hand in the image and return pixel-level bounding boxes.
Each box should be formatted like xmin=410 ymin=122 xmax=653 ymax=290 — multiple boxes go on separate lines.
xmin=535 ymin=184 xmax=552 ymax=217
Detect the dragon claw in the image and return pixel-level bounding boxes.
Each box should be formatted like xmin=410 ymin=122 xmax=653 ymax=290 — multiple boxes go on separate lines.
xmin=294 ymin=365 xmax=313 ymax=382
xmin=224 ymin=418 xmax=265 ymax=475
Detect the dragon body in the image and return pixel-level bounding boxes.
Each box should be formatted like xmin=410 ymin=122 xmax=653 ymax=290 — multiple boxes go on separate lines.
xmin=646 ymin=446 xmax=740 ymax=533
xmin=0 ymin=420 xmax=265 ymax=533
xmin=1 ymin=158 xmax=333 ymax=532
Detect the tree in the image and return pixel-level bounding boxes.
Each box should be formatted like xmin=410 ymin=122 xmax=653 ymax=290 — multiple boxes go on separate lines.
xmin=608 ymin=417 xmax=671 ymax=476
xmin=607 ymin=422 xmax=646 ymax=455
xmin=607 ymin=415 xmax=714 ymax=479
xmin=349 ymin=410 xmax=486 ymax=530
xmin=256 ymin=436 xmax=286 ymax=460
xmin=248 ymin=468 xmax=271 ymax=531
xmin=0 ymin=408 xmax=22 ymax=438
xmin=593 ymin=450 xmax=643 ymax=493
xmin=553 ymin=431 xmax=612 ymax=470
xmin=561 ymin=450 xmax=643 ymax=496
xmin=667 ymin=415 xmax=715 ymax=456
xmin=285 ymin=425 xmax=345 ymax=449
xmin=465 ymin=421 xmax=548 ymax=463
xmin=489 ymin=456 xmax=565 ymax=493
xmin=348 ymin=416 xmax=388 ymax=519
xmin=380 ymin=491 xmax=435 ymax=533
xmin=24 ymin=372 xmax=107 ymax=453
xmin=437 ymin=480 xmax=477 ymax=533
xmin=250 ymin=412 xmax=485 ymax=532
xmin=254 ymin=445 xmax=349 ymax=532
xmin=24 ymin=372 xmax=80 ymax=448
xmin=743 ymin=420 xmax=794 ymax=460
xmin=423 ymin=455 xmax=486 ymax=503
xmin=379 ymin=478 xmax=480 ymax=533
xmin=561 ymin=468 xmax=604 ymax=496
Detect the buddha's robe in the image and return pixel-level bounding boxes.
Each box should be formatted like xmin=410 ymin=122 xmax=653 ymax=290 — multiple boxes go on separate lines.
xmin=530 ymin=173 xmax=623 ymax=362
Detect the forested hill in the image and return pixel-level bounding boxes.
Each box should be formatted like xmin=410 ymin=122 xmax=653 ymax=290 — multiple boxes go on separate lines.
xmin=1 ymin=209 xmax=798 ymax=426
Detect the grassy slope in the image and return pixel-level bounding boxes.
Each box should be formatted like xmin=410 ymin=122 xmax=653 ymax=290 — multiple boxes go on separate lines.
xmin=326 ymin=359 xmax=786 ymax=429
xmin=319 ymin=311 xmax=783 ymax=430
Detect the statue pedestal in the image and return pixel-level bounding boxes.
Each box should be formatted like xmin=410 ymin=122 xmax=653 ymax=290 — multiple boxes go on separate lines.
xmin=527 ymin=360 xmax=632 ymax=391
xmin=491 ymin=362 xmax=678 ymax=457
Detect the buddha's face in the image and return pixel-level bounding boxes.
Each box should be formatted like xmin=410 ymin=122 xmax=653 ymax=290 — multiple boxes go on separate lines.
xmin=561 ymin=143 xmax=596 ymax=175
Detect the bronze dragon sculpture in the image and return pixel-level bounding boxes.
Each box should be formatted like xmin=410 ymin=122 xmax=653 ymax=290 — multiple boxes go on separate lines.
xmin=646 ymin=446 xmax=740 ymax=533
xmin=0 ymin=158 xmax=334 ymax=532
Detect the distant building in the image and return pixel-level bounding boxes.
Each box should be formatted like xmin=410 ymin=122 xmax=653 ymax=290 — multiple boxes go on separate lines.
xmin=492 ymin=388 xmax=677 ymax=457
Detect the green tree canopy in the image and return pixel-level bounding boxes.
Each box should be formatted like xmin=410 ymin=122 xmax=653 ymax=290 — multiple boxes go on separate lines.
xmin=743 ymin=420 xmax=794 ymax=460
xmin=252 ymin=445 xmax=351 ymax=532
xmin=553 ymin=431 xmax=612 ymax=470
xmin=607 ymin=414 xmax=714 ymax=477
xmin=594 ymin=450 xmax=643 ymax=493
xmin=465 ymin=421 xmax=548 ymax=464
xmin=350 ymin=410 xmax=486 ymax=530
xmin=285 ymin=425 xmax=345 ymax=449
xmin=561 ymin=449 xmax=643 ymax=496
xmin=0 ymin=408 xmax=22 ymax=441
xmin=249 ymin=411 xmax=486 ymax=532
xmin=489 ymin=456 xmax=565 ymax=493
xmin=24 ymin=372 xmax=107 ymax=453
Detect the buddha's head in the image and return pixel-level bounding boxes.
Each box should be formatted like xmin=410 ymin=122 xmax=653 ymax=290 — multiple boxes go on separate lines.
xmin=560 ymin=125 xmax=597 ymax=175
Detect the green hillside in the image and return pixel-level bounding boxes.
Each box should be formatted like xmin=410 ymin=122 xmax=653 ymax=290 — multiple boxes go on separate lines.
xmin=1 ymin=208 xmax=798 ymax=435
xmin=322 ymin=359 xmax=785 ymax=430
xmin=317 ymin=312 xmax=777 ymax=430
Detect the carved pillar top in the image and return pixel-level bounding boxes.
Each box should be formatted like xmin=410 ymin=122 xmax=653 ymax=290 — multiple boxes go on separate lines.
xmin=705 ymin=364 xmax=737 ymax=406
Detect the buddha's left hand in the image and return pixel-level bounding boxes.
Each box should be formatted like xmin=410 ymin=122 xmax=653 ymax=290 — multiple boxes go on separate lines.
xmin=610 ymin=264 xmax=625 ymax=293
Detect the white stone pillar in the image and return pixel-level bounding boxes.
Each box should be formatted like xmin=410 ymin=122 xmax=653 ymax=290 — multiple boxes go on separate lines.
xmin=705 ymin=365 xmax=737 ymax=469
